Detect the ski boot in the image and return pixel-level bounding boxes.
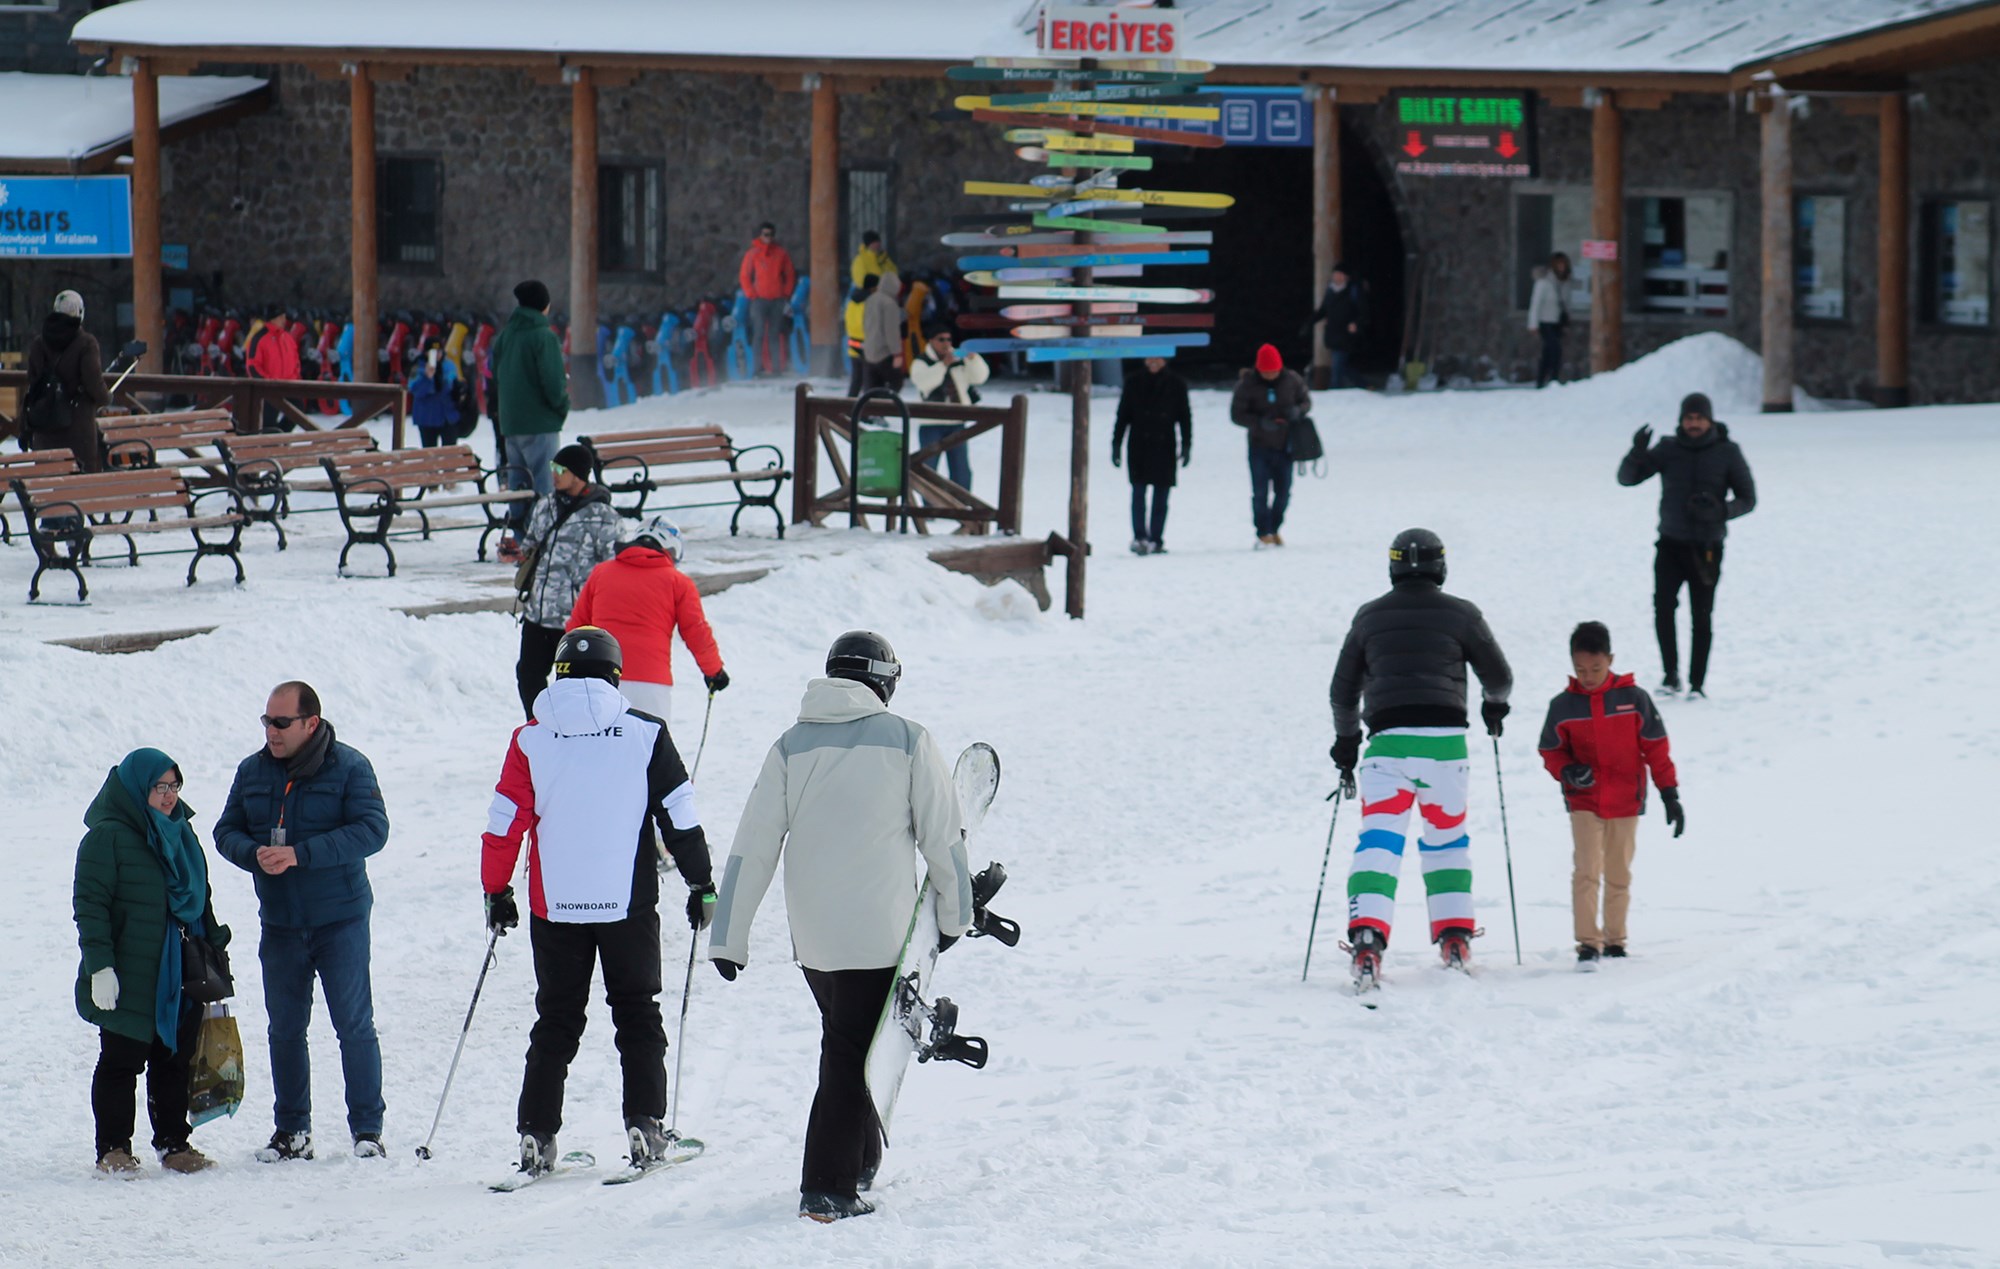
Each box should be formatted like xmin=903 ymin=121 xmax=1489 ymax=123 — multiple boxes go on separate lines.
xmin=518 ymin=1132 xmax=558 ymax=1179
xmin=1342 ymin=927 xmax=1384 ymax=998
xmin=255 ymin=1130 xmax=314 ymax=1163
xmin=800 ymin=1191 xmax=877 ymax=1223
xmin=1438 ymin=926 xmax=1476 ymax=971
xmin=625 ymin=1117 xmax=676 ymax=1166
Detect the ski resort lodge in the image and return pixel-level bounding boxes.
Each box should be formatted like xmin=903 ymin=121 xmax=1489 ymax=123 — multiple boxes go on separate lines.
xmin=6 ymin=0 xmax=2000 ymax=405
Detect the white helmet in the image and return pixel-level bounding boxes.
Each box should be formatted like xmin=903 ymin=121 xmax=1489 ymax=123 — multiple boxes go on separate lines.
xmin=630 ymin=513 xmax=684 ymax=562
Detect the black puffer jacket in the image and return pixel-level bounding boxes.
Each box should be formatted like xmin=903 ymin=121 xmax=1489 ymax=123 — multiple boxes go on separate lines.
xmin=1330 ymin=579 xmax=1514 ymax=736
xmin=1617 ymin=421 xmax=1756 ymax=544
xmin=1112 ymin=363 xmax=1192 ymax=487
xmin=1229 ymin=368 xmax=1310 ymax=452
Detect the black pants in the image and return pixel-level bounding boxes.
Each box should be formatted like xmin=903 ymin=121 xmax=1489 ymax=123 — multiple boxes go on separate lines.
xmin=801 ymin=966 xmax=892 ymax=1199
xmin=859 ymin=358 xmax=902 ymax=396
xmin=92 ymin=1007 xmax=199 ymax=1156
xmin=1130 ymin=483 xmax=1170 ymax=545
xmin=517 ymin=621 xmax=564 ymax=721
xmin=1536 ymin=322 xmax=1564 ymax=388
xmin=1654 ymin=537 xmax=1725 ymax=689
xmin=846 ymin=351 xmax=866 ymax=398
xmin=518 ymin=910 xmax=666 ymax=1137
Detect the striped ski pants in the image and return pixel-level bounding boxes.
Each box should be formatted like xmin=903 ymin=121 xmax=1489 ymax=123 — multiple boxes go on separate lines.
xmin=1346 ymin=728 xmax=1474 ymax=945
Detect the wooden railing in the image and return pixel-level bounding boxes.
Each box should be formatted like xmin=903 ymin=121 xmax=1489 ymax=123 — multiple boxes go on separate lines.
xmin=0 ymin=373 xmax=409 ymax=449
xmin=791 ymin=383 xmax=1028 ymax=535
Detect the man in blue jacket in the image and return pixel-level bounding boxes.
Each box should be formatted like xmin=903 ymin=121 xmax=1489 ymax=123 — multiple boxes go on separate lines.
xmin=214 ymin=681 xmax=390 ymax=1163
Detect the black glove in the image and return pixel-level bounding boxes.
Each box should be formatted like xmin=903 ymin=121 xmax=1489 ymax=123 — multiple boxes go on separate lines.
xmin=1328 ymin=732 xmax=1360 ymax=772
xmin=1560 ymin=763 xmax=1596 ymax=790
xmin=485 ymin=885 xmax=519 ymax=936
xmin=1110 ymin=449 xmax=1122 ymax=468
xmin=704 ymin=669 xmax=730 ymax=693
xmin=712 ymin=958 xmax=740 ymax=982
xmin=1631 ymin=424 xmax=1653 ymax=451
xmin=1180 ymin=448 xmax=1190 ymax=468
xmin=1660 ymin=787 xmax=1685 ymax=838
xmin=686 ymin=884 xmax=716 ymax=931
xmin=937 ymin=932 xmax=959 ymax=955
xmin=1481 ymin=700 xmax=1510 ymax=737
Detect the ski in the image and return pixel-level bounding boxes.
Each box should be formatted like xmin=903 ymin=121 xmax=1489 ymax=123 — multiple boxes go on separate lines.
xmin=489 ymin=1149 xmax=597 ymax=1192
xmin=942 ymin=230 xmax=1211 ymax=250
xmin=601 ymin=1136 xmax=705 ymax=1185
xmin=1018 ymin=148 xmax=1155 ymax=171
xmin=987 ymin=86 xmax=1208 ymax=107
xmin=997 ymin=285 xmax=1213 ymax=303
xmin=1009 ymin=324 xmax=1144 ymax=339
xmin=993 ymin=116 xmax=1225 ymax=148
xmin=959 ymin=310 xmax=1209 ymax=329
xmin=1028 ymin=169 xmax=1123 ymax=191
xmin=1032 ymin=215 xmax=1169 ymax=234
xmin=960 ymin=249 xmax=1209 ymax=273
xmin=957 ymin=95 xmax=1222 ymax=122
xmin=948 ymin=66 xmax=1204 ymax=85
xmin=960 ymin=333 xmax=1208 ymax=354
xmin=969 ymin=181 xmax=1234 ymax=210
xmin=993 ymin=302 xmax=1139 ymax=320
xmin=964 ymin=266 xmax=1146 ymax=286
xmin=955 ymin=240 xmax=1176 ymax=259
xmin=1010 ymin=131 xmax=1138 ymax=153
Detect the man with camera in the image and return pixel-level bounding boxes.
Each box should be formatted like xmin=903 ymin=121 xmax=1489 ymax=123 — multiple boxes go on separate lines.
xmin=1618 ymin=392 xmax=1758 ymax=698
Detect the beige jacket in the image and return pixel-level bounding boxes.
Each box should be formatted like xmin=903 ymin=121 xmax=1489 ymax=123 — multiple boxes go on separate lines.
xmin=861 ymin=272 xmax=905 ymax=363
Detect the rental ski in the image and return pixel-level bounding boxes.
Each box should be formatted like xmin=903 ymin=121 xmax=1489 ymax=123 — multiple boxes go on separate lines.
xmin=959 ymin=250 xmax=1207 ymax=272
xmin=996 ymin=285 xmax=1213 ymax=303
xmin=602 ymin=1137 xmax=705 ymax=1185
xmin=489 ymin=1150 xmax=597 ymax=1193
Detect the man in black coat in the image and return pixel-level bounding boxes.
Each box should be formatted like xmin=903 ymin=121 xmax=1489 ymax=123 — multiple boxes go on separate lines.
xmin=1229 ymin=344 xmax=1311 ymax=548
xmin=1111 ymin=356 xmax=1192 ymax=554
xmin=1617 ymin=392 xmax=1757 ymax=697
xmin=1305 ymin=264 xmax=1366 ymax=389
xmin=1329 ymin=529 xmax=1513 ymax=981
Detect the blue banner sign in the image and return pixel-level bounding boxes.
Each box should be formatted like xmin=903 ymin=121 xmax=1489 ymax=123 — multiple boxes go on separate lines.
xmin=0 ymin=176 xmax=133 ymax=258
xmin=1151 ymin=88 xmax=1309 ymax=148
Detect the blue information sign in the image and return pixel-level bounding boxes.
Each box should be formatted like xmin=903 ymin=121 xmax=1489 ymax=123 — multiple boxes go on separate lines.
xmin=1151 ymin=88 xmax=1310 ymax=148
xmin=0 ymin=176 xmax=133 ymax=258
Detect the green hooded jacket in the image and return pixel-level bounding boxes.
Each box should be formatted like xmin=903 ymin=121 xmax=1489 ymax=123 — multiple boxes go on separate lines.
xmin=73 ymin=770 xmax=230 ymax=1044
xmin=489 ymin=305 xmax=570 ymax=437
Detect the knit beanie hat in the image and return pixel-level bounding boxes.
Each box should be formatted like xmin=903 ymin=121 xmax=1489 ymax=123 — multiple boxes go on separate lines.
xmin=1255 ymin=343 xmax=1283 ymax=374
xmin=553 ymin=444 xmax=593 ymax=484
xmin=514 ymin=279 xmax=552 ymax=311
xmin=1679 ymin=392 xmax=1714 ymax=422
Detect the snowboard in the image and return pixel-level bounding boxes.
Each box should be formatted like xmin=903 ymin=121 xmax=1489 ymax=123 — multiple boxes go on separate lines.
xmin=960 ymin=333 xmax=1208 ymax=354
xmin=996 ymin=285 xmax=1213 ymax=303
xmin=958 ymin=249 xmax=1208 ymax=272
xmin=863 ymin=743 xmax=1018 ymax=1141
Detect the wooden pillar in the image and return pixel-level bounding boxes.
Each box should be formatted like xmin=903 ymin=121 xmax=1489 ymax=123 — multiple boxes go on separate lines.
xmin=809 ymin=75 xmax=841 ymax=379
xmin=1760 ymin=88 xmax=1795 ymax=413
xmin=130 ymin=57 xmax=163 ymax=373
xmin=348 ymin=65 xmax=378 ymax=386
xmin=1064 ymin=266 xmax=1091 ymax=620
xmin=1589 ymin=90 xmax=1623 ymax=375
xmin=1875 ymin=92 xmax=1910 ymax=407
xmin=568 ymin=67 xmax=601 ymax=408
xmin=1308 ymin=86 xmax=1343 ymax=388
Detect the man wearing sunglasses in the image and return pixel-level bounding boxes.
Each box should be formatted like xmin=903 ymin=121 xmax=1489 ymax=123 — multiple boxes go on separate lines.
xmin=214 ymin=681 xmax=390 ymax=1164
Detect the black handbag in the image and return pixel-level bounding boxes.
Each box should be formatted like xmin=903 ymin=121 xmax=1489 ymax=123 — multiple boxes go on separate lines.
xmin=181 ymin=927 xmax=234 ymax=1004
xmin=1287 ymin=413 xmax=1325 ymax=464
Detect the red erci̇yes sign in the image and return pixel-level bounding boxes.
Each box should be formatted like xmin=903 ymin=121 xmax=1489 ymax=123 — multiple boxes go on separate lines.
xmin=1038 ymin=4 xmax=1183 ymax=56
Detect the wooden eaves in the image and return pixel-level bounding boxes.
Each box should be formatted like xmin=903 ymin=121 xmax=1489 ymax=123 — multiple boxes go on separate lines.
xmin=1735 ymin=0 xmax=2000 ymax=87
xmin=0 ymin=80 xmax=271 ymax=175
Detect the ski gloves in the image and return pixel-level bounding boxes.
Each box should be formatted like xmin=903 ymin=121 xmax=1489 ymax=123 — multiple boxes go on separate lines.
xmin=1660 ymin=786 xmax=1686 ymax=838
xmin=1331 ymin=733 xmax=1361 ymax=774
xmin=686 ymin=884 xmax=716 ymax=932
xmin=1560 ymin=762 xmax=1596 ymax=790
xmin=486 ymin=885 xmax=520 ymax=935
xmin=937 ymin=932 xmax=959 ymax=955
xmin=1631 ymin=424 xmax=1653 ymax=451
xmin=704 ymin=669 xmax=730 ymax=694
xmin=90 ymin=966 xmax=119 ymax=1011
xmin=1481 ymin=700 xmax=1510 ymax=737
xmin=713 ymin=959 xmax=741 ymax=982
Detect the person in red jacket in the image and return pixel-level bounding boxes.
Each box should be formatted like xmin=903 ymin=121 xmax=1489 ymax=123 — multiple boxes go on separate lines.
xmin=567 ymin=515 xmax=729 ymax=725
xmin=738 ymin=222 xmax=797 ymax=376
xmin=1537 ymin=621 xmax=1684 ymax=969
xmin=246 ymin=307 xmax=302 ymax=432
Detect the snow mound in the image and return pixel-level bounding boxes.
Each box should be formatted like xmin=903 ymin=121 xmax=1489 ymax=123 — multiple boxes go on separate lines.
xmin=1538 ymin=332 xmax=1821 ymax=417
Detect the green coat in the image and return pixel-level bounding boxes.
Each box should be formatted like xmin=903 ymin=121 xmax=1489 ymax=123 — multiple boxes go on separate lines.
xmin=73 ymin=770 xmax=230 ymax=1044
xmin=489 ymin=305 xmax=570 ymax=437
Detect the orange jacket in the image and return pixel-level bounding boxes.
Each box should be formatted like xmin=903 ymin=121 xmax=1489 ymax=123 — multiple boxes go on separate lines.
xmin=738 ymin=239 xmax=797 ymax=300
xmin=567 ymin=546 xmax=722 ymax=686
xmin=247 ymin=324 xmax=301 ymax=381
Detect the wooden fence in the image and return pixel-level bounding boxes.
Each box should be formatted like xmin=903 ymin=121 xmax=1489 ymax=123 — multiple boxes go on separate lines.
xmin=790 ymin=384 xmax=1028 ymax=535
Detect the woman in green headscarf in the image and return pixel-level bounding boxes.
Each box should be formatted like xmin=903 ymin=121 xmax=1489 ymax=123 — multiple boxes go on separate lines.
xmin=73 ymin=747 xmax=231 ymax=1175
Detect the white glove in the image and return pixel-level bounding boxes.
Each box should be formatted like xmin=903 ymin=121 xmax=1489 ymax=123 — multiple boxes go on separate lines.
xmin=90 ymin=966 xmax=120 ymax=1011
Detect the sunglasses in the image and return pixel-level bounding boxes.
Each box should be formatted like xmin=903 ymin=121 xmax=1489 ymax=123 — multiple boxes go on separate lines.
xmin=150 ymin=780 xmax=183 ymax=796
xmin=261 ymin=714 xmax=312 ymax=731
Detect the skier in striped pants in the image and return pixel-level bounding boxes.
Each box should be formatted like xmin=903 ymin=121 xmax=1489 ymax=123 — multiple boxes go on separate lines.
xmin=1330 ymin=529 xmax=1513 ymax=980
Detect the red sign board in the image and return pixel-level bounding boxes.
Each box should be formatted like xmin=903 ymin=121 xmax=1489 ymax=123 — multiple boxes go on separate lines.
xmin=1581 ymin=239 xmax=1619 ymax=262
xmin=1038 ymin=5 xmax=1185 ymax=57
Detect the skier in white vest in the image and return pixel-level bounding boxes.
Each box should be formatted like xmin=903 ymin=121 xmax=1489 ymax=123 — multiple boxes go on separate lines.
xmin=481 ymin=626 xmax=715 ymax=1181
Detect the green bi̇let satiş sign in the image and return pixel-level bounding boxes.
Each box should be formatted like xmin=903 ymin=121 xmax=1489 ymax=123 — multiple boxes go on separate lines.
xmin=1391 ymin=91 xmax=1537 ymax=179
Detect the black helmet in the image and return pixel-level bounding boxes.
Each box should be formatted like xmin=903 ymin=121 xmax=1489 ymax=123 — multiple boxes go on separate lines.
xmin=826 ymin=630 xmax=901 ymax=702
xmin=1388 ymin=528 xmax=1446 ymax=584
xmin=553 ymin=626 xmax=622 ymax=684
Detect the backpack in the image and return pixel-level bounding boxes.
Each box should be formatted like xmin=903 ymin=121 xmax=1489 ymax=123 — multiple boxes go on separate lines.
xmin=449 ymin=371 xmax=477 ymax=438
xmin=21 ymin=362 xmax=72 ymax=439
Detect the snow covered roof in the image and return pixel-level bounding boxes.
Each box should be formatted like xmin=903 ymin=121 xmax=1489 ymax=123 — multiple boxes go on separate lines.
xmin=68 ymin=0 xmax=2000 ymax=81
xmin=0 ymin=71 xmax=267 ymax=170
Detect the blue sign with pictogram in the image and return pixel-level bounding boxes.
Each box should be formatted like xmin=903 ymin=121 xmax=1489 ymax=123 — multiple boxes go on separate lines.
xmin=1151 ymin=88 xmax=1310 ymax=147
xmin=0 ymin=176 xmax=133 ymax=258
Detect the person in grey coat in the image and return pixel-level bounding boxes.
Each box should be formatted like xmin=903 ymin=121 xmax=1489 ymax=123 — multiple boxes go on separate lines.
xmin=859 ymin=272 xmax=906 ymax=396
xmin=1617 ymin=392 xmax=1757 ymax=696
xmin=515 ymin=444 xmax=621 ymax=720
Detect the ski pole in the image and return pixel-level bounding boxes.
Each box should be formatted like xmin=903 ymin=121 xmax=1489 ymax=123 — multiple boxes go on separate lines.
xmin=690 ymin=689 xmax=717 ymax=781
xmin=1492 ymin=735 xmax=1522 ymax=967
xmin=1301 ymin=786 xmax=1346 ymax=982
xmin=414 ymin=928 xmax=502 ymax=1160
xmin=666 ymin=928 xmax=698 ymax=1142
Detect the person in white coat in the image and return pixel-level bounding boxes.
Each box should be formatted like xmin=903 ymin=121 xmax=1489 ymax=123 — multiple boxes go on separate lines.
xmin=708 ymin=630 xmax=972 ymax=1223
xmin=907 ymin=326 xmax=989 ymax=490
xmin=1527 ymin=252 xmax=1573 ymax=388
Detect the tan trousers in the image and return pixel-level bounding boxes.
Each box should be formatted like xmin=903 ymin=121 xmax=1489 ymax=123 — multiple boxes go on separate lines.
xmin=1569 ymin=812 xmax=1639 ymax=950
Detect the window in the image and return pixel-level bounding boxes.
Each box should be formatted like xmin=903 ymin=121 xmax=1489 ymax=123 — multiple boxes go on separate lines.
xmin=840 ymin=166 xmax=894 ymax=264
xmin=1795 ymin=195 xmax=1847 ymax=321
xmin=1512 ymin=188 xmax=1593 ymax=313
xmin=378 ymin=156 xmax=442 ymax=270
xmin=599 ymin=163 xmax=663 ymax=278
xmin=1921 ymin=200 xmax=1992 ymax=327
xmin=1628 ymin=193 xmax=1731 ymax=317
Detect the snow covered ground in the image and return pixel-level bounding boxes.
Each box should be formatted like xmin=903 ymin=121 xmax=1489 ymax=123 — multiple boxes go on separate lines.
xmin=4 ymin=334 xmax=1997 ymax=1266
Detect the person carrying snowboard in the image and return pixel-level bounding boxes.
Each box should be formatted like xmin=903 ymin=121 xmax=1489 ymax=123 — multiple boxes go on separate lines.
xmin=480 ymin=626 xmax=716 ymax=1181
xmin=707 ymin=631 xmax=973 ymax=1222
xmin=1329 ymin=529 xmax=1513 ymax=985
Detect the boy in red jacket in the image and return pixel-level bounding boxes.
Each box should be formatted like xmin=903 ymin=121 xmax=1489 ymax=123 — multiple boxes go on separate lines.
xmin=1537 ymin=622 xmax=1684 ymax=969
xmin=568 ymin=515 xmax=728 ymax=725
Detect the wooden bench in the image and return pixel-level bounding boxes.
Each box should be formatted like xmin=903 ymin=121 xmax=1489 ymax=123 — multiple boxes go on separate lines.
xmin=99 ymin=409 xmax=238 ymax=477
xmin=321 ymin=444 xmax=532 ymax=576
xmin=578 ymin=424 xmax=789 ymax=537
xmin=8 ymin=466 xmax=247 ymax=602
xmin=219 ymin=430 xmax=380 ymax=549
xmin=0 ymin=448 xmax=78 ymax=544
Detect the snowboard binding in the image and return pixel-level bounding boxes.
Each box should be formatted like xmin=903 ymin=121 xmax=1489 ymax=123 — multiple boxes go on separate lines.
xmin=900 ymin=979 xmax=989 ymax=1069
xmin=966 ymin=862 xmax=1021 ymax=947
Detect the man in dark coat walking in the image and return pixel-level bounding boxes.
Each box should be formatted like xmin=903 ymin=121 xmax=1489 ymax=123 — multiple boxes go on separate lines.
xmin=1112 ymin=356 xmax=1192 ymax=554
xmin=23 ymin=290 xmax=109 ymax=471
xmin=1617 ymin=392 xmax=1757 ymax=697
xmin=1229 ymin=343 xmax=1311 ymax=548
xmin=1305 ymin=264 xmax=1366 ymax=390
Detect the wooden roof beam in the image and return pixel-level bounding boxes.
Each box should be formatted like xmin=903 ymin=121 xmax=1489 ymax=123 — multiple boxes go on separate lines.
xmin=1738 ymin=3 xmax=2000 ymax=87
